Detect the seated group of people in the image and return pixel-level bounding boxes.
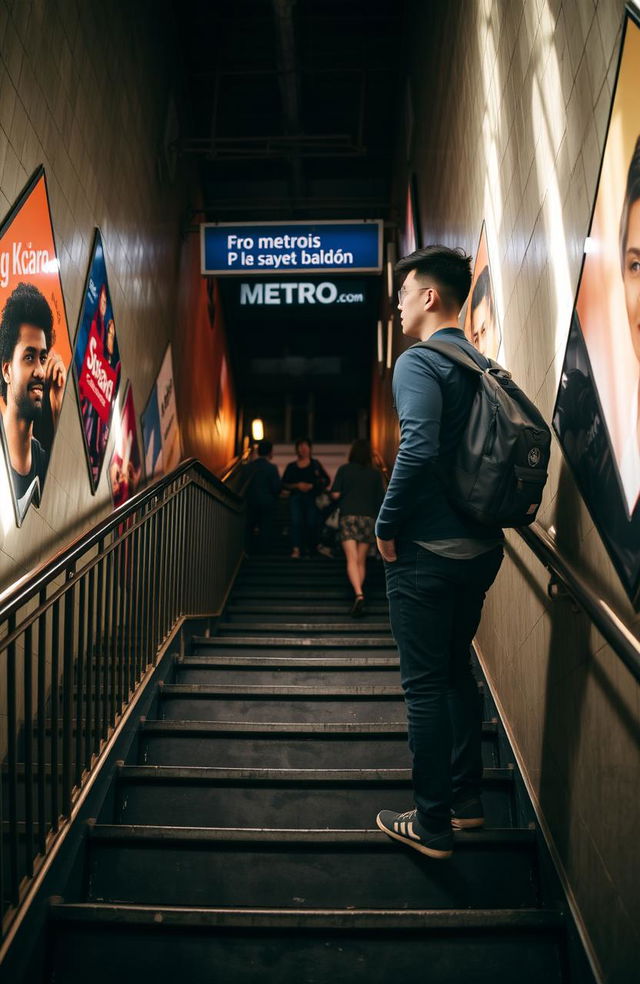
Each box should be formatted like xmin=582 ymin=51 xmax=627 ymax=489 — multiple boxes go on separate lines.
xmin=245 ymin=437 xmax=384 ymax=616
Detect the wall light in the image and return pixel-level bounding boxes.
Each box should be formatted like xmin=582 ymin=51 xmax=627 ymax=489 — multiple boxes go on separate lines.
xmin=386 ymin=318 xmax=394 ymax=370
xmin=251 ymin=418 xmax=264 ymax=441
xmin=386 ymin=243 xmax=396 ymax=300
xmin=377 ymin=320 xmax=383 ymax=363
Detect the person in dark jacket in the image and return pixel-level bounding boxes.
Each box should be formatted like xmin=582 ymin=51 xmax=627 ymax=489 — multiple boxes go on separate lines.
xmin=245 ymin=439 xmax=281 ymax=554
xmin=282 ymin=438 xmax=330 ymax=558
xmin=331 ymin=439 xmax=385 ymax=616
xmin=375 ymin=245 xmax=504 ymax=861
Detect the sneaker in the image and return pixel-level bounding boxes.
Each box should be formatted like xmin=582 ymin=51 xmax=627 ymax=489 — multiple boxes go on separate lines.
xmin=376 ymin=809 xmax=453 ymax=859
xmin=451 ymin=796 xmax=484 ymax=830
xmin=350 ymin=595 xmax=365 ymax=618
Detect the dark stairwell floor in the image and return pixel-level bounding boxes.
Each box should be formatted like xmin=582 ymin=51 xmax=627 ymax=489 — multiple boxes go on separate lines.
xmin=48 ymin=551 xmax=573 ymax=983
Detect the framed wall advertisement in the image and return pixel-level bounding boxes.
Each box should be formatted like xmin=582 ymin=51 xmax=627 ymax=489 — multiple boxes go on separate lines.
xmin=0 ymin=167 xmax=73 ymax=526
xmin=109 ymin=381 xmax=142 ymax=508
xmin=553 ymin=5 xmax=640 ymax=603
xmin=141 ymin=343 xmax=181 ymax=479
xmin=72 ymin=229 xmax=121 ymax=493
xmin=463 ymin=221 xmax=502 ymax=361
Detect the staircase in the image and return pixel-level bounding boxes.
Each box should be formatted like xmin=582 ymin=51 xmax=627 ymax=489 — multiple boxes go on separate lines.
xmin=48 ymin=553 xmax=570 ymax=983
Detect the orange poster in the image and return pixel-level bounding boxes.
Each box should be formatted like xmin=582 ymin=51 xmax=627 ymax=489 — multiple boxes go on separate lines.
xmin=464 ymin=222 xmax=502 ymax=361
xmin=0 ymin=168 xmax=72 ymax=525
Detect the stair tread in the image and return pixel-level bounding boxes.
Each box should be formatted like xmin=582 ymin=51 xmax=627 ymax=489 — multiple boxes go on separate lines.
xmin=202 ymin=636 xmax=395 ymax=647
xmin=216 ymin=623 xmax=392 ymax=632
xmin=160 ymin=683 xmax=405 ymax=697
xmin=117 ymin=765 xmax=513 ymax=783
xmin=179 ymin=655 xmax=399 ymax=667
xmin=89 ymin=823 xmax=534 ymax=846
xmin=141 ymin=719 xmax=498 ymax=736
xmin=50 ymin=902 xmax=563 ymax=931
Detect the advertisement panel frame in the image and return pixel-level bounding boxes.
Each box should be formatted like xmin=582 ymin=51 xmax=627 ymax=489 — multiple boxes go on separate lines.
xmin=552 ymin=4 xmax=640 ymax=605
xmin=72 ymin=228 xmax=121 ymax=494
xmin=0 ymin=165 xmax=73 ymax=526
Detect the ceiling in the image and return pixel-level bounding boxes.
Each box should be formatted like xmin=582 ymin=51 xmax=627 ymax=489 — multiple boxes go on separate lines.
xmin=174 ymin=0 xmax=407 ymax=222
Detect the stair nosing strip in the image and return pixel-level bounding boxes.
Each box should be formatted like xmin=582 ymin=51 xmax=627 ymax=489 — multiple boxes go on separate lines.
xmin=50 ymin=903 xmax=563 ymax=931
xmin=140 ymin=719 xmax=498 ymax=736
xmin=116 ymin=765 xmax=513 ymax=784
xmin=88 ymin=823 xmax=535 ymax=846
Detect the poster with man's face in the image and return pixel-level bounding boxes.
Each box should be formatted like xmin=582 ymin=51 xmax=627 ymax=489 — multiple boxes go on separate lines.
xmin=109 ymin=382 xmax=142 ymax=508
xmin=72 ymin=230 xmax=121 ymax=493
xmin=141 ymin=344 xmax=181 ymax=479
xmin=0 ymin=167 xmax=72 ymax=526
xmin=464 ymin=222 xmax=502 ymax=361
xmin=554 ymin=7 xmax=640 ymax=604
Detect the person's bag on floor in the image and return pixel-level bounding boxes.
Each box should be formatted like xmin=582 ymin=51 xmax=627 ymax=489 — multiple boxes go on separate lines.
xmin=418 ymin=340 xmax=551 ymax=528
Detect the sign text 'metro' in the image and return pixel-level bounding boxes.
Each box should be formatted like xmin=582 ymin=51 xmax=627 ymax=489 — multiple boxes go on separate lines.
xmin=201 ymin=221 xmax=382 ymax=275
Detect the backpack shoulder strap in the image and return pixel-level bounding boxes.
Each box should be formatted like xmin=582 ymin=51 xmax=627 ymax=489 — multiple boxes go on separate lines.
xmin=414 ymin=339 xmax=486 ymax=374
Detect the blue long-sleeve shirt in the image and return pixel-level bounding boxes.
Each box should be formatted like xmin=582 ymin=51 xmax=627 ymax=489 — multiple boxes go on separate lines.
xmin=375 ymin=327 xmax=503 ymax=543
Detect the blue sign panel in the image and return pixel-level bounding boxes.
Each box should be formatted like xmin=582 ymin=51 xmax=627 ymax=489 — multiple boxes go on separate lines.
xmin=200 ymin=220 xmax=382 ymax=275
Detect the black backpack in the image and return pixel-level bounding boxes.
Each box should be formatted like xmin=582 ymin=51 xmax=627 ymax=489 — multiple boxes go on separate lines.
xmin=418 ymin=339 xmax=551 ymax=528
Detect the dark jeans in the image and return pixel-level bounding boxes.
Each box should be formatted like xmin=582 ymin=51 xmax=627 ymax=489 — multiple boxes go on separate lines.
xmin=384 ymin=540 xmax=503 ymax=834
xmin=290 ymin=494 xmax=320 ymax=552
xmin=247 ymin=503 xmax=276 ymax=554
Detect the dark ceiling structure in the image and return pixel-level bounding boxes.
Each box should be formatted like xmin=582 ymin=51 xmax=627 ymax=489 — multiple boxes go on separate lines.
xmin=173 ymin=0 xmax=407 ymax=442
xmin=175 ymin=0 xmax=407 ymax=222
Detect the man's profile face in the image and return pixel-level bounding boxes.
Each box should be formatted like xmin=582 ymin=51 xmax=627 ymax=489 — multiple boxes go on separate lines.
xmin=623 ymin=198 xmax=640 ymax=365
xmin=398 ymin=269 xmax=428 ymax=339
xmin=470 ymin=295 xmax=498 ymax=358
xmin=3 ymin=324 xmax=48 ymax=422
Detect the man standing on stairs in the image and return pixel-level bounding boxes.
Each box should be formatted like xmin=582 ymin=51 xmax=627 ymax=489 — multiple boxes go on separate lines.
xmin=375 ymin=245 xmax=504 ymax=860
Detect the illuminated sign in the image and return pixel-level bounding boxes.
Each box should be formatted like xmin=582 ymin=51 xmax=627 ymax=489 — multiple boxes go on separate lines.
xmin=201 ymin=220 xmax=382 ymax=275
xmin=238 ymin=281 xmax=366 ymax=306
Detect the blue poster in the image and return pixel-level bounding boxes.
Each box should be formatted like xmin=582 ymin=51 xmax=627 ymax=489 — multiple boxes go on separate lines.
xmin=72 ymin=229 xmax=121 ymax=492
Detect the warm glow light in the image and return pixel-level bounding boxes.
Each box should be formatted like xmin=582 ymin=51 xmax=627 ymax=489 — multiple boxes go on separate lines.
xmin=386 ymin=243 xmax=396 ymax=300
xmin=251 ymin=418 xmax=264 ymax=441
xmin=377 ymin=320 xmax=383 ymax=363
xmin=386 ymin=318 xmax=393 ymax=370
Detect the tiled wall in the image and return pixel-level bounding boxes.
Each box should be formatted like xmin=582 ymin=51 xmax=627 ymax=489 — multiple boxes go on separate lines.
xmin=400 ymin=0 xmax=639 ymax=980
xmin=0 ymin=0 xmax=187 ymax=592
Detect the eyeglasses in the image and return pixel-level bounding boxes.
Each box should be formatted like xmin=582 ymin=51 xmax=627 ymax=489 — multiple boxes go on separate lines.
xmin=397 ymin=286 xmax=429 ymax=305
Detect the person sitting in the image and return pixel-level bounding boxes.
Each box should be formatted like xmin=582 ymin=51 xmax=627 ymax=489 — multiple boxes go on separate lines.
xmin=245 ymin=438 xmax=281 ymax=554
xmin=281 ymin=437 xmax=330 ymax=558
xmin=331 ymin=439 xmax=385 ymax=615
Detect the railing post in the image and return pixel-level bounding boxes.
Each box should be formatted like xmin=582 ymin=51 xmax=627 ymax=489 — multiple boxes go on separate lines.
xmin=62 ymin=565 xmax=75 ymax=817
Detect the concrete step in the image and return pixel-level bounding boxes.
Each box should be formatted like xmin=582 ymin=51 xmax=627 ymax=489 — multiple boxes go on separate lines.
xmin=215 ymin=622 xmax=394 ymax=635
xmin=86 ymin=824 xmax=540 ymax=909
xmin=175 ymin=656 xmax=401 ymax=687
xmin=49 ymin=903 xmax=565 ymax=984
xmin=113 ymin=765 xmax=515 ymax=828
xmin=139 ymin=719 xmax=501 ymax=769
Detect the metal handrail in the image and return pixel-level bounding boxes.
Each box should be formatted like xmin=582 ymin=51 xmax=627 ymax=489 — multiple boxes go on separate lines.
xmin=516 ymin=524 xmax=640 ymax=683
xmin=0 ymin=457 xmax=247 ymax=940
xmin=0 ymin=458 xmax=241 ymax=620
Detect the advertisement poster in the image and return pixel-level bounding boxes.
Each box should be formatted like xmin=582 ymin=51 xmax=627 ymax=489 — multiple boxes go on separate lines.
xmin=109 ymin=381 xmax=142 ymax=508
xmin=0 ymin=167 xmax=72 ymax=525
xmin=73 ymin=230 xmax=121 ymax=492
xmin=141 ymin=344 xmax=181 ymax=479
xmin=464 ymin=222 xmax=502 ymax=361
xmin=553 ymin=7 xmax=640 ymax=603
xmin=402 ymin=176 xmax=421 ymax=257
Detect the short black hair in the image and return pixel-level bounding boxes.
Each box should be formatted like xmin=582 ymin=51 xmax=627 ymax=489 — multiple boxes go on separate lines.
xmin=0 ymin=282 xmax=55 ymax=400
xmin=257 ymin=439 xmax=273 ymax=456
xmin=348 ymin=439 xmax=372 ymax=467
xmin=395 ymin=244 xmax=472 ymax=309
xmin=471 ymin=265 xmax=493 ymax=313
xmin=295 ymin=436 xmax=312 ymax=452
xmin=620 ymin=135 xmax=640 ymax=273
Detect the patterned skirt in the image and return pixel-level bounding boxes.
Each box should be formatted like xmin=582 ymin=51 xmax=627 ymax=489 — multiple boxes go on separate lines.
xmin=338 ymin=514 xmax=376 ymax=544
